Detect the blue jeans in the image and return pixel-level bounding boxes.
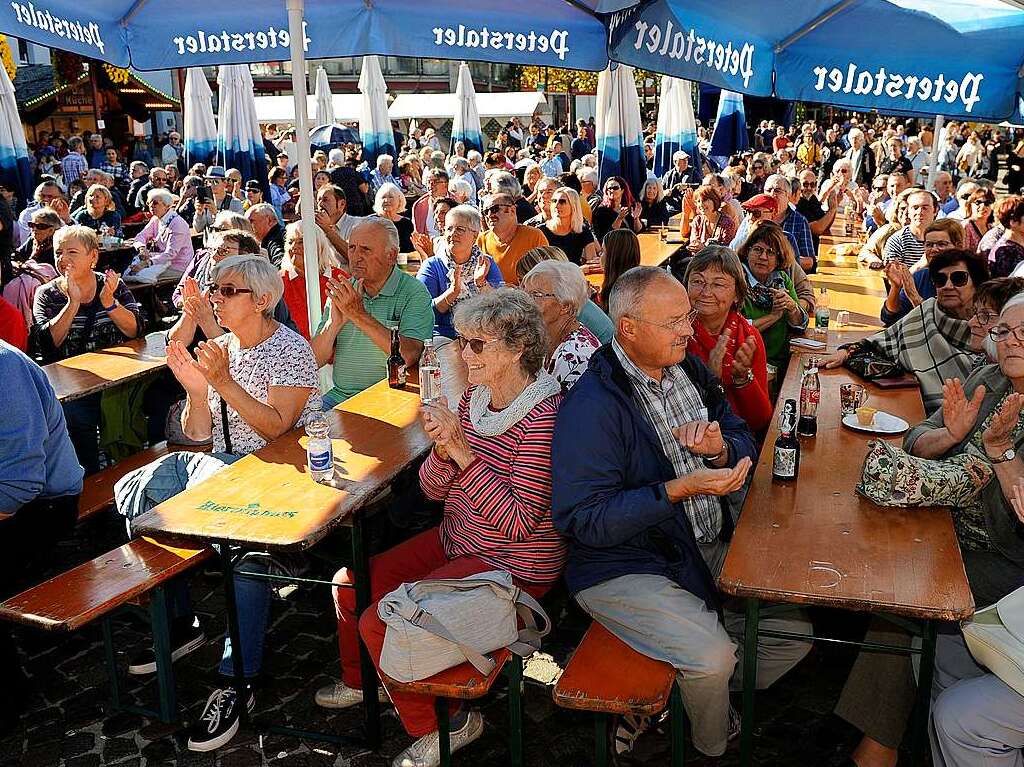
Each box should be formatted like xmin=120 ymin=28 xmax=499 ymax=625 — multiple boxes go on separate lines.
xmin=62 ymin=394 xmax=101 ymax=475
xmin=114 ymin=450 xmax=272 ymax=678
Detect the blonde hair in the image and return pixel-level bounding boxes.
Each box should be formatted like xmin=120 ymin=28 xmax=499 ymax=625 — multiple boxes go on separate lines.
xmin=54 ymin=224 xmax=99 ymax=254
xmin=551 ymin=187 xmax=585 ymax=233
xmin=283 ymin=221 xmax=339 ymax=278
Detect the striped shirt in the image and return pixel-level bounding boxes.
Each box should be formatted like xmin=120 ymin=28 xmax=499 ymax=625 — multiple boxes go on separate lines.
xmin=883 ymin=226 xmax=927 ymax=268
xmin=612 ymin=340 xmax=722 ymax=542
xmin=419 ymin=388 xmax=566 ymax=586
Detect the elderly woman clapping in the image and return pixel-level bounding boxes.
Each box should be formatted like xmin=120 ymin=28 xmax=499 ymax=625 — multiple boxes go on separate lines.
xmin=416 ymin=204 xmax=503 ymax=339
xmin=522 ymin=259 xmax=600 ymax=391
xmin=71 ymin=184 xmax=122 ymax=237
xmin=319 ymin=288 xmax=565 ymax=766
xmin=115 ymin=254 xmax=320 ymax=752
xmin=374 ymin=182 xmax=415 ymax=254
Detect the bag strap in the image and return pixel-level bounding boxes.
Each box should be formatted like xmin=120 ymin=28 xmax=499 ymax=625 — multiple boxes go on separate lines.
xmin=406 ymin=606 xmax=496 ymax=676
xmin=220 ymin=397 xmax=233 ymax=454
xmin=508 ymin=589 xmax=552 ymax=658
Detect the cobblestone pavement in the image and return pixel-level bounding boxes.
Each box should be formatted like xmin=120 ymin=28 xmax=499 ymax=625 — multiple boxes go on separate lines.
xmin=1 ymin=516 xmax=900 ymax=767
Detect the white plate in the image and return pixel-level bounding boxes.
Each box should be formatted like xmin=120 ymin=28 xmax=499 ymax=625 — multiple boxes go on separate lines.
xmin=841 ymin=411 xmax=910 ymax=435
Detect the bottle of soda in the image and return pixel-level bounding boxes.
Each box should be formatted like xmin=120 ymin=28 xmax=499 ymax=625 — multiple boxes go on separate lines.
xmin=419 ymin=339 xmax=442 ymax=404
xmin=773 ymin=399 xmax=801 ymax=481
xmin=843 ymin=200 xmax=854 ymax=236
xmin=798 ymin=360 xmax=820 ymax=437
xmin=814 ymin=287 xmax=830 ymax=332
xmin=305 ymin=412 xmax=334 ymax=483
xmin=387 ymin=325 xmax=407 ymax=389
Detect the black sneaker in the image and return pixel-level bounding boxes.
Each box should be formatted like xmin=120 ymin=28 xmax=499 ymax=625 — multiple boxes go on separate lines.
xmin=127 ymin=617 xmax=205 ymax=675
xmin=186 ymin=685 xmax=255 ymax=752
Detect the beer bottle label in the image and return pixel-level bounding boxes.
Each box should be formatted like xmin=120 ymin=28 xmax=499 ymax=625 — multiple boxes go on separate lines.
xmin=773 ymin=447 xmax=797 ymax=478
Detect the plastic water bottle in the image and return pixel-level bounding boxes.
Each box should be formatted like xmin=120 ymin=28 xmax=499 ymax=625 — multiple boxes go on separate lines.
xmin=305 ymin=413 xmax=334 ymax=483
xmin=814 ymin=287 xmax=830 ymax=333
xmin=419 ymin=340 xmax=442 ymax=405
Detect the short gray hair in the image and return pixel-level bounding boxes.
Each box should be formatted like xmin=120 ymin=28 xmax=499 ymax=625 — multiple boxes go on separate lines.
xmin=328 ymin=148 xmax=345 ymax=165
xmin=33 ymin=180 xmax=61 ymax=201
xmin=352 ymin=215 xmax=400 ymax=254
xmin=608 ymin=266 xmax=675 ymax=326
xmin=147 ymin=187 xmax=173 ymax=206
xmin=453 ymin=288 xmax=547 ymax=377
xmin=245 ymin=202 xmax=278 ymax=223
xmin=214 ymin=211 xmax=253 ymax=232
xmin=210 ymin=254 xmax=283 ymax=318
xmin=373 ymin=182 xmax=407 ymax=215
xmin=449 ymin=177 xmax=474 ymax=201
xmin=491 ymin=171 xmax=522 ymax=198
xmin=672 ymin=150 xmax=689 ymax=163
xmin=376 ymin=154 xmax=393 ymax=169
xmin=522 ymin=260 xmax=589 ymax=317
xmin=447 ymin=204 xmax=482 ymax=232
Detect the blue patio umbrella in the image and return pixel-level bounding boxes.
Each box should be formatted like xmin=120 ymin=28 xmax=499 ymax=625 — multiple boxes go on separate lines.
xmin=309 ymin=124 xmax=360 ymax=150
xmin=0 ymin=63 xmax=32 ymax=210
xmin=183 ymin=68 xmax=217 ymax=168
xmin=451 ymin=62 xmax=484 ymax=154
xmin=595 ymin=63 xmax=647 ymax=200
xmin=216 ymin=64 xmax=268 ymax=195
xmin=358 ymin=56 xmax=396 ymax=168
xmin=708 ymin=89 xmax=748 ymax=165
xmin=653 ymin=76 xmax=701 ymax=182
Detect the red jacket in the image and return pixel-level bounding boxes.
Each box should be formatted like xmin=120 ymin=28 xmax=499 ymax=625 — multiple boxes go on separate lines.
xmin=0 ymin=296 xmax=27 ymax=351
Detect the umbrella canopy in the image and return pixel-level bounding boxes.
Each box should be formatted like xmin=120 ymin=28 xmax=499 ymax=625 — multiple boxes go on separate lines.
xmin=0 ymin=62 xmax=32 ymax=209
xmin=183 ymin=68 xmax=218 ymax=168
xmin=358 ymin=55 xmax=396 ymax=168
xmin=309 ymin=123 xmax=360 ymax=150
xmin=216 ymin=64 xmax=268 ymax=194
xmin=652 ymin=76 xmax=701 ymax=181
xmin=450 ymin=62 xmax=484 ymax=154
xmin=600 ymin=0 xmax=1024 ymax=121
xmin=313 ymin=66 xmax=335 ymax=126
xmin=595 ymin=63 xmax=646 ymax=200
xmin=708 ymin=90 xmax=748 ymax=162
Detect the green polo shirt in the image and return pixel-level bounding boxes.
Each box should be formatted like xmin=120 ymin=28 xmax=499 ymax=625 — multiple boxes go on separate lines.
xmin=321 ymin=266 xmax=434 ymax=406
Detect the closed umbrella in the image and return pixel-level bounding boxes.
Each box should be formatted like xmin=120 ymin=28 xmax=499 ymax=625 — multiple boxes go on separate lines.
xmin=183 ymin=67 xmax=217 ymax=168
xmin=653 ymin=76 xmax=701 ymax=182
xmin=595 ymin=63 xmax=647 ymax=200
xmin=0 ymin=63 xmax=31 ymax=210
xmin=708 ymin=90 xmax=748 ymax=165
xmin=358 ymin=55 xmax=396 ymax=168
xmin=216 ymin=64 xmax=269 ymax=195
xmin=450 ymin=62 xmax=484 ymax=154
xmin=313 ymin=66 xmax=335 ymax=127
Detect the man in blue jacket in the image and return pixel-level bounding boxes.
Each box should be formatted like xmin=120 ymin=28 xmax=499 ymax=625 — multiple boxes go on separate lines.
xmin=551 ymin=267 xmax=812 ymax=758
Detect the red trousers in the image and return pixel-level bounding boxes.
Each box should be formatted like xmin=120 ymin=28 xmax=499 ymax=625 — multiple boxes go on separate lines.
xmin=332 ymin=527 xmax=550 ymax=737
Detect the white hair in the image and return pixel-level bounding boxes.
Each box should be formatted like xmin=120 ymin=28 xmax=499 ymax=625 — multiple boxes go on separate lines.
xmin=521 ymin=259 xmax=589 ymax=317
xmin=576 ymin=166 xmax=598 ymax=186
xmin=376 ymin=154 xmax=394 ymax=169
xmin=467 ymin=150 xmax=482 ymax=163
xmin=328 ymin=148 xmax=345 ymax=165
xmin=351 ymin=215 xmax=400 ymax=254
xmin=449 ymin=177 xmax=474 ymax=202
xmin=373 ymin=182 xmax=407 ymax=215
xmin=282 ymin=221 xmax=339 ymax=278
xmin=210 ymin=254 xmax=284 ymax=318
xmin=147 ymin=187 xmax=173 ymax=206
xmin=672 ymin=150 xmax=689 ymax=163
xmin=446 ymin=204 xmax=482 ymax=232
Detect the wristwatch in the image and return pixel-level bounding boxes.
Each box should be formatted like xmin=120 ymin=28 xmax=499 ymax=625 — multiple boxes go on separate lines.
xmin=988 ymin=447 xmax=1017 ymax=464
xmin=732 ymin=369 xmax=754 ymax=388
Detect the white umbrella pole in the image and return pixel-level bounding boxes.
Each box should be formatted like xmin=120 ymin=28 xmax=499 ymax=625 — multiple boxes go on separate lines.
xmin=286 ymin=0 xmax=323 ymax=386
xmin=925 ymin=114 xmax=943 ymax=192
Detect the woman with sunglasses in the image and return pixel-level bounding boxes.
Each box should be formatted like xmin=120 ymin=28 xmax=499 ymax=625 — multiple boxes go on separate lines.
xmin=319 ymin=288 xmax=564 ymax=767
xmin=14 ymin=208 xmax=61 ymax=269
xmin=826 ymin=249 xmax=987 ymax=414
xmin=416 ymin=205 xmax=501 ymax=339
xmin=964 ymin=187 xmax=996 ymax=254
xmin=540 ymin=188 xmax=600 ymax=268
xmin=591 ymin=175 xmax=642 ymax=242
xmin=881 ymin=219 xmax=965 ymax=326
xmin=835 ymin=286 xmax=1024 ymax=767
xmin=116 ymin=253 xmax=320 ymax=753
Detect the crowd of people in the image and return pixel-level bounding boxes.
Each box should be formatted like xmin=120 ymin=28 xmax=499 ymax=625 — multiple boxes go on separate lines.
xmin=5 ymin=109 xmax=1024 ymax=767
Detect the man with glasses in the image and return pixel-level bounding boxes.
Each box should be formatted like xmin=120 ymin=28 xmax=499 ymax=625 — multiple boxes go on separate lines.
xmin=312 ymin=216 xmax=433 ymax=407
xmin=161 ymin=131 xmax=184 ymax=171
xmin=132 ymin=166 xmax=169 ymax=212
xmin=662 ymin=151 xmax=696 ymax=214
xmin=731 ymin=174 xmax=816 ymax=273
xmin=867 ymin=172 xmax=909 ymax=232
xmin=552 ymin=265 xmax=811 ymax=760
xmin=478 ymin=192 xmax=548 ymax=284
xmin=16 ymin=181 xmax=68 ymax=246
xmin=795 ymin=169 xmax=840 ymax=260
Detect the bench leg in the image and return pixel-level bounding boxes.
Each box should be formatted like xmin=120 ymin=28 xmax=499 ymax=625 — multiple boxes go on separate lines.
xmin=435 ymin=697 xmax=452 ymax=767
xmin=149 ymin=585 xmax=177 ymax=724
xmin=101 ymin=617 xmax=121 ymax=712
xmin=506 ymin=654 xmax=524 ymax=767
xmin=670 ymin=680 xmax=685 ymax=767
xmin=594 ymin=713 xmax=609 ymax=767
xmin=910 ymin=619 xmax=937 ymax=766
xmin=739 ymin=597 xmax=760 ymax=767
xmin=219 ymin=544 xmax=249 ymax=725
xmin=351 ymin=514 xmax=381 ymax=748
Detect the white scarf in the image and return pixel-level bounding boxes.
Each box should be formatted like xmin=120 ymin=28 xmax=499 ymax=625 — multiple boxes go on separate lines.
xmin=444 ymin=245 xmax=484 ymax=304
xmin=468 ymin=372 xmax=561 ymax=436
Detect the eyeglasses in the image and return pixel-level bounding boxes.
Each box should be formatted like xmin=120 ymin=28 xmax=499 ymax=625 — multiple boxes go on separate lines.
xmin=209 ymin=284 xmax=254 ymax=298
xmin=749 ymin=244 xmax=778 ymax=259
xmin=628 ymin=309 xmax=698 ymax=333
xmin=872 ymin=184 xmax=887 ymax=191
xmin=923 ymin=239 xmax=953 ymax=250
xmin=482 ymin=205 xmax=510 ymax=217
xmin=526 ymin=290 xmax=557 ymax=300
xmin=689 ymin=276 xmax=734 ymax=294
xmin=989 ymin=323 xmax=1024 ymax=343
xmin=605 ymin=185 xmax=622 ymax=191
xmin=932 ymin=270 xmax=970 ymax=288
xmin=959 ymin=193 xmax=973 ymax=200
xmin=444 ymin=225 xmax=473 ymax=237
xmin=974 ymin=309 xmax=999 ymax=325
xmin=456 ymin=335 xmax=500 ymax=354
xmin=27 ymin=222 xmax=53 ymax=230
xmin=801 ymin=181 xmax=816 ymax=188
xmin=970 ymin=200 xmax=992 ymax=207
xmin=553 ymin=197 xmax=571 ymax=206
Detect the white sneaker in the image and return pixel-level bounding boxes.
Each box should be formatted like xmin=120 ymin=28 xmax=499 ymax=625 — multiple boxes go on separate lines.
xmin=614 ymin=713 xmax=651 ymax=755
xmin=392 ymin=709 xmax=484 ymax=767
xmin=314 ymin=681 xmax=390 ymax=709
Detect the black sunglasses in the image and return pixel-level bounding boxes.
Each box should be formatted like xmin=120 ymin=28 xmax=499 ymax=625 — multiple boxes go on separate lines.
xmin=456 ymin=335 xmax=498 ymax=354
xmin=210 ymin=284 xmax=254 ymax=297
xmin=933 ymin=270 xmax=970 ymax=288
xmin=27 ymin=222 xmax=54 ymax=230
xmin=482 ymin=205 xmax=510 ymax=216
xmin=605 ymin=185 xmax=622 ymax=191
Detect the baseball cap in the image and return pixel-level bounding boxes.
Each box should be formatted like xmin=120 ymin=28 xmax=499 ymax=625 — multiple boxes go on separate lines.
xmin=741 ymin=193 xmax=777 ymax=213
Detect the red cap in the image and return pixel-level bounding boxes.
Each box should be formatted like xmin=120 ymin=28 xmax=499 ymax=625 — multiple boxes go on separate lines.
xmin=741 ymin=193 xmax=777 ymax=213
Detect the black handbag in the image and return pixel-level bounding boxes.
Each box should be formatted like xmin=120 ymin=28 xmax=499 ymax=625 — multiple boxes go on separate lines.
xmin=843 ymin=341 xmax=906 ymax=380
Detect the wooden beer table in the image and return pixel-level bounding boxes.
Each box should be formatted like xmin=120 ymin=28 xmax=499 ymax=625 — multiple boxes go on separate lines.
xmin=134 ymin=343 xmax=468 ymax=748
xmin=44 ymin=333 xmax=168 ymax=403
xmin=720 ymin=358 xmax=974 ymax=766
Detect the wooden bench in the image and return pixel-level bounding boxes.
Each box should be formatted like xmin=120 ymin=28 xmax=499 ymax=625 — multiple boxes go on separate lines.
xmin=78 ymin=441 xmax=211 ymax=523
xmin=553 ymin=622 xmax=684 ymax=767
xmin=0 ymin=536 xmax=213 ymax=722
xmin=382 ymin=648 xmax=524 ymax=767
